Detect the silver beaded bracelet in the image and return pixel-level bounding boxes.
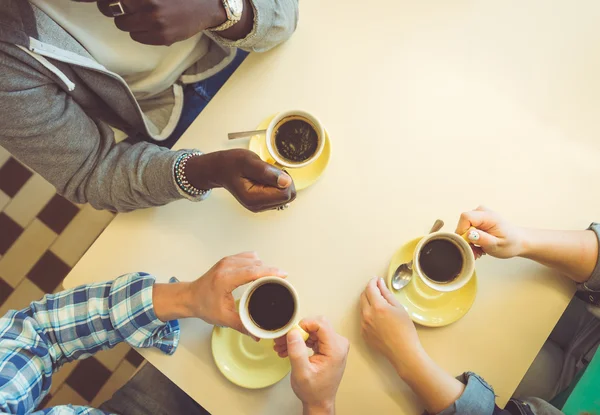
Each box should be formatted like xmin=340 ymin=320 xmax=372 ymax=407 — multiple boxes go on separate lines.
xmin=174 ymin=151 xmax=210 ymax=199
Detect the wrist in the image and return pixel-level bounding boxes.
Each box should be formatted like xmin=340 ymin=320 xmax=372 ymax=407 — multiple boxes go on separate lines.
xmin=392 ymin=346 xmax=430 ymax=381
xmin=184 ymin=152 xmax=223 ymax=191
xmin=517 ymin=227 xmax=534 ymax=258
xmin=303 ymin=401 xmax=335 ymax=415
xmin=152 ymin=282 xmax=195 ymax=322
xmin=207 ymin=0 xmax=229 ymax=28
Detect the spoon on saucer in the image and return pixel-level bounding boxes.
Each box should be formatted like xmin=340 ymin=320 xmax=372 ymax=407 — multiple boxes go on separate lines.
xmin=391 ymin=219 xmax=444 ymax=291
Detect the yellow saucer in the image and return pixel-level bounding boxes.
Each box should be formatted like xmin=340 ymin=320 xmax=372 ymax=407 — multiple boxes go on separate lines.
xmin=386 ymin=237 xmax=478 ymax=327
xmin=211 ymin=326 xmax=290 ymax=389
xmin=248 ymin=115 xmax=331 ymax=191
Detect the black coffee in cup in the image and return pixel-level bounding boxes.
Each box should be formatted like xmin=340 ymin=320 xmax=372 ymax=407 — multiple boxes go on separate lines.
xmin=274 ymin=117 xmax=319 ymax=163
xmin=418 ymin=239 xmax=464 ymax=283
xmin=248 ymin=282 xmax=295 ymax=331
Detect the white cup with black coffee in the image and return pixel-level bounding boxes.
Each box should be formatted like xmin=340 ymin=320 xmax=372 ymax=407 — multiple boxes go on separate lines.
xmin=413 ymin=232 xmax=475 ymax=292
xmin=265 ymin=110 xmax=325 ymax=169
xmin=239 ymin=277 xmax=308 ymax=340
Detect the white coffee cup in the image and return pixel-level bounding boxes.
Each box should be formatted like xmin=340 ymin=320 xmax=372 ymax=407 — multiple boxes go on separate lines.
xmin=412 ymin=232 xmax=475 ymax=292
xmin=265 ymin=110 xmax=325 ymax=169
xmin=239 ymin=277 xmax=307 ymax=340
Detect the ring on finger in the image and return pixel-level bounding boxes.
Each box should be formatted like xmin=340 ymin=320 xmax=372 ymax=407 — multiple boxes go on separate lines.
xmin=108 ymin=1 xmax=127 ymax=16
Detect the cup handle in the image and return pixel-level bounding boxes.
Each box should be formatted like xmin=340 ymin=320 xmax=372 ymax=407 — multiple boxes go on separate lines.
xmin=292 ymin=323 xmax=310 ymax=342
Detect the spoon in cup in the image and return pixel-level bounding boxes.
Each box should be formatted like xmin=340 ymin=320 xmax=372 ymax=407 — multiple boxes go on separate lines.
xmin=391 ymin=219 xmax=444 ymax=291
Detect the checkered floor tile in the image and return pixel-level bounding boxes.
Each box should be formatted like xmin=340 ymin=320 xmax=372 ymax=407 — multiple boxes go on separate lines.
xmin=0 ymin=146 xmax=147 ymax=410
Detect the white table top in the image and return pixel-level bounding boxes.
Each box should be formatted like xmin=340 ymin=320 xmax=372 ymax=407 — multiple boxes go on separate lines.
xmin=64 ymin=1 xmax=600 ymax=413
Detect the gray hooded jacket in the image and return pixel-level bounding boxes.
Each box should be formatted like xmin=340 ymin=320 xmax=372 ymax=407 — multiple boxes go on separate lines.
xmin=0 ymin=0 xmax=298 ymax=211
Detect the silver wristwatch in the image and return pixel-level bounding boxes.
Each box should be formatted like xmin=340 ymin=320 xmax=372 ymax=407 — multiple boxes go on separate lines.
xmin=210 ymin=0 xmax=244 ymax=32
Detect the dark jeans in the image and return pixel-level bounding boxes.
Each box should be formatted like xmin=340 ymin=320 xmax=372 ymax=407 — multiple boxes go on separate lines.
xmin=100 ymin=364 xmax=210 ymax=415
xmin=137 ymin=49 xmax=249 ymax=150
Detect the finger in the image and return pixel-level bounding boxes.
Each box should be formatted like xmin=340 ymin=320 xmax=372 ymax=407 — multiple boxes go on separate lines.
xmin=227 ymin=265 xmax=288 ymax=288
xmin=455 ymin=208 xmax=496 ymax=234
xmin=287 ymin=329 xmax=309 ymax=371
xmin=273 ymin=343 xmax=287 ymax=354
xmin=364 ymin=277 xmax=386 ymax=307
xmin=129 ymin=31 xmax=165 ymax=46
xmin=274 ymin=336 xmax=287 ymax=347
xmin=359 ymin=292 xmax=370 ymax=314
xmin=299 ymin=317 xmax=335 ymax=348
xmin=277 ymin=350 xmax=289 ymax=358
xmin=234 ymin=251 xmax=260 ymax=260
xmin=114 ymin=12 xmax=154 ymax=32
xmin=244 ymin=157 xmax=293 ymax=189
xmin=96 ymin=0 xmax=144 ymax=17
xmin=467 ymin=229 xmax=499 ymax=253
xmin=224 ymin=311 xmax=260 ymax=342
xmin=235 ymin=179 xmax=296 ymax=213
xmin=376 ymin=277 xmax=400 ymax=307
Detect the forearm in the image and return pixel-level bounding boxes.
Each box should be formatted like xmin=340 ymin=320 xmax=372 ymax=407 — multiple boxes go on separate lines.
xmin=0 ymin=274 xmax=179 ymax=414
xmin=520 ymin=228 xmax=598 ymax=283
xmin=395 ymin=349 xmax=465 ymax=414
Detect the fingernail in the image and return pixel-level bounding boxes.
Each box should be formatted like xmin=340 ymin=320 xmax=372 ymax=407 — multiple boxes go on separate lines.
xmin=277 ymin=173 xmax=292 ymax=188
xmin=468 ymin=230 xmax=480 ymax=242
xmin=379 ymin=277 xmax=385 ymax=284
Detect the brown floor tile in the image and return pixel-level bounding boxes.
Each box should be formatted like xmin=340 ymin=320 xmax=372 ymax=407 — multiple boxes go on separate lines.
xmin=0 ymin=278 xmax=13 ymax=306
xmin=38 ymin=195 xmax=79 ymax=234
xmin=27 ymin=251 xmax=72 ymax=293
xmin=66 ymin=357 xmax=112 ymax=402
xmin=125 ymin=349 xmax=145 ymax=368
xmin=0 ymin=158 xmax=33 ymax=197
xmin=38 ymin=392 xmax=53 ymax=410
xmin=0 ymin=213 xmax=23 ymax=255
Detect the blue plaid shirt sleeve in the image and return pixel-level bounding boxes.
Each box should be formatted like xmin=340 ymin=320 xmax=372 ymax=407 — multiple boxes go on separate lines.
xmin=0 ymin=273 xmax=180 ymax=414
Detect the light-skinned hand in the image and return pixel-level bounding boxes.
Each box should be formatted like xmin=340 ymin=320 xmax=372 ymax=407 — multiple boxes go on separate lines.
xmin=273 ymin=317 xmax=349 ymax=415
xmin=360 ymin=277 xmax=425 ymax=377
xmin=164 ymin=252 xmax=287 ymax=337
xmin=456 ymin=206 xmax=525 ymax=259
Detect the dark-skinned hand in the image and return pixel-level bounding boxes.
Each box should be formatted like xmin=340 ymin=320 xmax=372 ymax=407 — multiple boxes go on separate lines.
xmin=91 ymin=0 xmax=227 ymax=46
xmin=186 ymin=149 xmax=297 ymax=213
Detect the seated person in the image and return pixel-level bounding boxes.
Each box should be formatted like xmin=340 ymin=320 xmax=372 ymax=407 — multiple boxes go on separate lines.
xmin=0 ymin=252 xmax=349 ymax=414
xmin=0 ymin=0 xmax=298 ymax=212
xmin=274 ymin=206 xmax=600 ymax=414
xmin=356 ymin=207 xmax=599 ymax=414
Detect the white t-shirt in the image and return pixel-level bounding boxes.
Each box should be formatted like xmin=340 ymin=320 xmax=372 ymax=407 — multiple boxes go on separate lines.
xmin=30 ymin=0 xmax=211 ymax=99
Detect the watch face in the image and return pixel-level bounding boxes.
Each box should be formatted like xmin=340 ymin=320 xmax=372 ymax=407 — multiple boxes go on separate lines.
xmin=227 ymin=0 xmax=244 ymax=18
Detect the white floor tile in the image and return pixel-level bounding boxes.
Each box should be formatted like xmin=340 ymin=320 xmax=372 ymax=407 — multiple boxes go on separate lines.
xmin=0 ymin=145 xmax=10 ymax=167
xmin=4 ymin=174 xmax=56 ymax=227
xmin=0 ymin=278 xmax=45 ymax=317
xmin=0 ymin=219 xmax=57 ymax=287
xmin=0 ymin=190 xmax=10 ymax=212
xmin=50 ymin=206 xmax=114 ymax=267
xmin=91 ymin=361 xmax=136 ymax=408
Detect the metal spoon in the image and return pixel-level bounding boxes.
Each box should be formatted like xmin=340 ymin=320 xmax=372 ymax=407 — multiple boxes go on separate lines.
xmin=391 ymin=219 xmax=444 ymax=291
xmin=228 ymin=129 xmax=267 ymax=140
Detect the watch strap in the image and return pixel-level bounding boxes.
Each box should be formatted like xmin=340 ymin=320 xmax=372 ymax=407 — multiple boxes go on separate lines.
xmin=209 ymin=0 xmax=241 ymax=32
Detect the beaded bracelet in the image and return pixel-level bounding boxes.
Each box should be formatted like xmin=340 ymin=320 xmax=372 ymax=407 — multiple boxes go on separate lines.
xmin=174 ymin=151 xmax=210 ymax=198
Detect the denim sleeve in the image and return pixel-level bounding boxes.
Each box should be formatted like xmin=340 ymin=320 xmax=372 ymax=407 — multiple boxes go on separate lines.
xmin=578 ymin=223 xmax=600 ymax=294
xmin=433 ymin=372 xmax=497 ymax=415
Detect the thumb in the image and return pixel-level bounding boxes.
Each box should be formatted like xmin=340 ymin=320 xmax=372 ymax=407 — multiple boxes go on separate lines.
xmin=467 ymin=228 xmax=499 ymax=253
xmin=287 ymin=328 xmax=309 ymax=371
xmin=245 ymin=158 xmax=292 ymax=189
xmin=225 ymin=311 xmax=260 ymax=342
